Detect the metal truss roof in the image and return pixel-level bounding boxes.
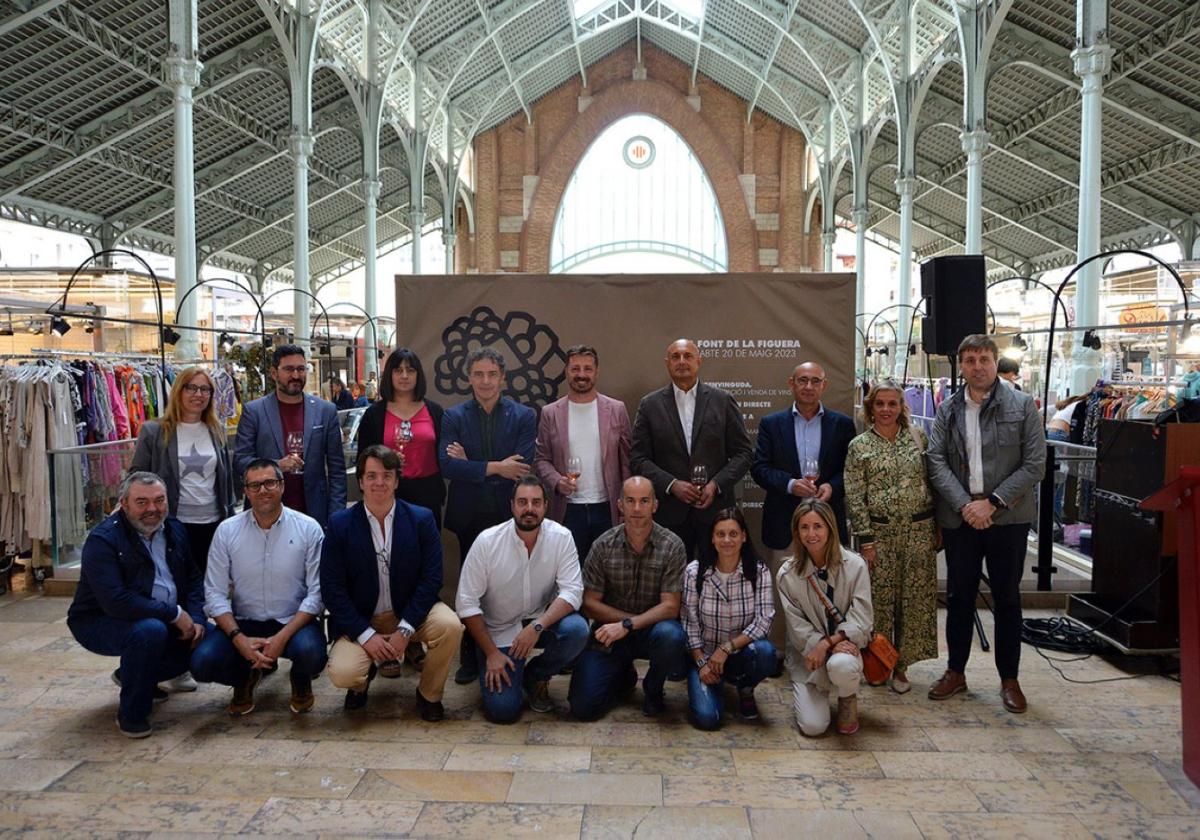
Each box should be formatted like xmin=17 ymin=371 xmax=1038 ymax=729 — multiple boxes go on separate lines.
xmin=1 ymin=0 xmax=1198 ymax=285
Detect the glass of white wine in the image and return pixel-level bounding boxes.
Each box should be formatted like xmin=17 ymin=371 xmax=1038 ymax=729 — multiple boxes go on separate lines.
xmin=566 ymin=456 xmax=582 ymax=494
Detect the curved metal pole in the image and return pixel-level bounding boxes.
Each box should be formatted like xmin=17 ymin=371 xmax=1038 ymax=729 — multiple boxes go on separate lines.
xmin=1042 ymin=249 xmax=1192 ymax=412
xmin=863 ymin=312 xmax=899 ymax=344
xmin=325 ymin=301 xmax=381 ymax=356
xmin=260 ymin=286 xmax=334 ymax=351
xmin=51 ymin=249 xmax=167 ymax=379
xmin=174 ymin=276 xmax=267 ymax=344
xmin=987 ymin=275 xmax=1072 ymax=330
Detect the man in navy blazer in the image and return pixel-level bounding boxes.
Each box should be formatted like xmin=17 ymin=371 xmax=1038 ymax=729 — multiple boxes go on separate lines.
xmin=321 ymin=445 xmax=463 ymax=719
xmin=751 ymin=361 xmax=855 ymax=660
xmin=68 ymin=472 xmax=208 ymax=738
xmin=439 ymin=346 xmax=537 ymax=683
xmin=234 ymin=344 xmax=346 ymax=527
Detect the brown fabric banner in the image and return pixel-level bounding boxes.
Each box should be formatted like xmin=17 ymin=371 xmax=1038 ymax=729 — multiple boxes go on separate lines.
xmin=396 ymin=273 xmax=856 ymax=536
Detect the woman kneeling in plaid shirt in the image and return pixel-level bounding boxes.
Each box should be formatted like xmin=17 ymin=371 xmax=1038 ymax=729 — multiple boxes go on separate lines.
xmin=681 ymin=507 xmax=776 ymax=729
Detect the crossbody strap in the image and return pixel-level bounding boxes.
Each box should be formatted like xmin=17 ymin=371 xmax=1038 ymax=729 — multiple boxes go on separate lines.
xmin=806 ymin=573 xmax=845 ymax=625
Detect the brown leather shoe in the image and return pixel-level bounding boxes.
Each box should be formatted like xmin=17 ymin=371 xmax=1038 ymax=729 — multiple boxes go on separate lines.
xmin=1000 ymin=678 xmax=1027 ymax=714
xmin=927 ymin=669 xmax=967 ymax=700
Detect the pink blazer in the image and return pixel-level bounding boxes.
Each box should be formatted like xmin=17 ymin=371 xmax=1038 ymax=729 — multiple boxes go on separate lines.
xmin=534 ymin=393 xmax=632 ymax=525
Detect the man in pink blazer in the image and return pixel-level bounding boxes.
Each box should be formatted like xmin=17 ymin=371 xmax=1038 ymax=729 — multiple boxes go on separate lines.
xmin=535 ymin=345 xmax=632 ymax=561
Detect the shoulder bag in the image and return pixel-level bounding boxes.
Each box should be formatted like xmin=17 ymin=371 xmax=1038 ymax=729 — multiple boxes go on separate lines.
xmin=806 ymin=574 xmax=898 ymax=685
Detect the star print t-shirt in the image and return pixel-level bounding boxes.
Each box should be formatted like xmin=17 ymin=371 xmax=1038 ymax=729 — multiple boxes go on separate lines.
xmin=175 ymin=421 xmax=219 ymax=524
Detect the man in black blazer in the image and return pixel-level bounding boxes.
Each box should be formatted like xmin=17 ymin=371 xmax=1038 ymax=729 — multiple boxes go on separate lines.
xmin=321 ymin=445 xmax=463 ymax=720
xmin=630 ymin=339 xmax=753 ymax=559
xmin=751 ymin=361 xmax=856 ymax=661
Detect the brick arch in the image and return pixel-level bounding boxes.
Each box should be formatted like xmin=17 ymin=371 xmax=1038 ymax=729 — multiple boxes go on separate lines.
xmin=520 ymin=78 xmax=758 ymax=273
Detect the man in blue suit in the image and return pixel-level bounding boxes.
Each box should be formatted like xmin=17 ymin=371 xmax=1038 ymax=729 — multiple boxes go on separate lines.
xmin=440 ymin=347 xmax=537 ymax=683
xmin=234 ymin=344 xmax=346 ymax=527
xmin=751 ymin=361 xmax=855 ymax=665
xmin=322 ymin=445 xmax=463 ymax=719
xmin=68 ymin=472 xmax=208 ymax=738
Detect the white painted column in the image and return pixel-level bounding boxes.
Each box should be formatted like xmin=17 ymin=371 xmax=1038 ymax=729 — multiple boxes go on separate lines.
xmin=894 ymin=175 xmax=919 ymax=377
xmin=821 ymin=230 xmax=836 ymax=272
xmin=409 ymin=209 xmax=425 ymax=274
xmin=961 ymin=129 xmax=989 ymax=254
xmin=443 ymin=229 xmax=456 ymax=274
xmin=290 ymin=132 xmax=314 ymax=349
xmin=165 ymin=0 xmax=202 ymax=361
xmin=1070 ymin=41 xmax=1112 ymax=394
xmin=853 ymin=204 xmax=869 ymax=375
xmin=362 ymin=177 xmax=381 ymax=375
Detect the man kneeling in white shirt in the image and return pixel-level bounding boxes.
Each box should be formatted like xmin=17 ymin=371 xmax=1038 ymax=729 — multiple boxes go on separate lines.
xmin=456 ymin=475 xmax=589 ymax=722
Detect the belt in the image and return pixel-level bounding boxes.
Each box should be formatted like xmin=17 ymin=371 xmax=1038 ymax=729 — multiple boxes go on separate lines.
xmin=565 ymin=501 xmax=609 ymax=509
xmin=869 ymin=510 xmax=934 ymax=525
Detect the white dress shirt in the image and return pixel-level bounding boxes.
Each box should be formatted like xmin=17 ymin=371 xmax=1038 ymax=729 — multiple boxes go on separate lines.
xmin=456 ymin=518 xmax=584 ymax=647
xmin=673 ymin=382 xmax=697 ymax=454
xmin=205 ymin=507 xmax=324 ymax=623
xmin=964 ymin=389 xmax=989 ymax=495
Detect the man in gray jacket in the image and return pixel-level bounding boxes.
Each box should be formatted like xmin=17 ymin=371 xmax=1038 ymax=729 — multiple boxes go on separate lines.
xmin=925 ymin=334 xmax=1045 ymax=713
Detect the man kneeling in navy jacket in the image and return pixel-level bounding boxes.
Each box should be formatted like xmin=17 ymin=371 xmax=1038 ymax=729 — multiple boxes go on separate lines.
xmin=68 ymin=472 xmax=208 ymax=738
xmin=322 ymin=444 xmax=463 ymax=719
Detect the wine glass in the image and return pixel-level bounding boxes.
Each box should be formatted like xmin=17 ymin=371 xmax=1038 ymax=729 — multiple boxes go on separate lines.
xmin=802 ymin=457 xmax=819 ymax=484
xmin=565 ymin=456 xmax=582 ymax=494
xmin=285 ymin=431 xmax=304 ymax=473
xmin=691 ymin=464 xmax=708 ymax=489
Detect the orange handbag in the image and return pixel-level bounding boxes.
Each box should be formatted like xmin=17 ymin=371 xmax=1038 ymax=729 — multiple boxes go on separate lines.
xmin=805 ymin=574 xmax=898 ymax=684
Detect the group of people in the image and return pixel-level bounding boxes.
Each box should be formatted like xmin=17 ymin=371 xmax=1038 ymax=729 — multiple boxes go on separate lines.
xmin=68 ymin=332 xmax=1044 ymax=740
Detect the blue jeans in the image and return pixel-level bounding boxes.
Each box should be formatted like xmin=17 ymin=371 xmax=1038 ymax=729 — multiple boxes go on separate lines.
xmin=687 ymin=640 xmax=777 ymax=730
xmin=562 ymin=502 xmax=613 ymax=562
xmin=568 ymin=619 xmax=688 ymax=720
xmin=190 ymin=619 xmax=327 ymax=687
xmin=474 ymin=612 xmax=589 ymax=723
xmin=70 ymin=615 xmax=202 ymax=722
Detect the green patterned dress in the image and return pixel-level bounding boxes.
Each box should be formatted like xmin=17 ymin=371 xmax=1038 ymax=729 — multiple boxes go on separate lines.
xmin=844 ymin=425 xmax=938 ymax=671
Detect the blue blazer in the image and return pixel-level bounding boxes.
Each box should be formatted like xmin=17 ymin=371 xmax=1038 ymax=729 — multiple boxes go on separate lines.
xmin=438 ymin=397 xmax=537 ymax=534
xmin=319 ymin=501 xmax=444 ymax=641
xmin=233 ymin=392 xmax=347 ymax=527
xmin=67 ymin=512 xmax=205 ymax=629
xmin=751 ymin=406 xmax=856 ymax=549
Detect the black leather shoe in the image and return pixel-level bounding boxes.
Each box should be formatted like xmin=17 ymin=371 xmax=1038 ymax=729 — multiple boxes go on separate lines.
xmin=415 ymin=687 xmax=445 ymax=722
xmin=344 ymin=664 xmax=376 ymax=711
xmin=641 ymin=690 xmax=666 ymax=717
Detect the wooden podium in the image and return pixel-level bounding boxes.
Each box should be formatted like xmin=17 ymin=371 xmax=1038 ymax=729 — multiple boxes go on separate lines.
xmin=1142 ymin=466 xmax=1200 ymax=788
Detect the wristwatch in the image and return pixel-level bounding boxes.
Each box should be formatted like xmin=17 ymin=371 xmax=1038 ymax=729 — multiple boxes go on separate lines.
xmin=987 ymin=493 xmax=1007 ymax=509
xmin=621 ymin=617 xmax=634 ymax=632
xmin=721 ymin=640 xmax=737 ymax=655
xmin=227 ymin=627 xmax=242 ymax=641
xmin=396 ymin=625 xmax=414 ymax=639
xmin=532 ymin=622 xmax=544 ymax=633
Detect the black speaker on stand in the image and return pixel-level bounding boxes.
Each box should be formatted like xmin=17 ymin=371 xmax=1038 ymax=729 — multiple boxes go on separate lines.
xmin=921 ymin=254 xmax=987 ymax=358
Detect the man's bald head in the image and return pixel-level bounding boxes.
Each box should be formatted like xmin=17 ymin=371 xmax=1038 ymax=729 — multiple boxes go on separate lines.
xmin=619 ymin=475 xmax=658 ymax=527
xmin=789 ymin=361 xmax=828 ymax=415
xmin=665 ymin=339 xmax=701 ymax=390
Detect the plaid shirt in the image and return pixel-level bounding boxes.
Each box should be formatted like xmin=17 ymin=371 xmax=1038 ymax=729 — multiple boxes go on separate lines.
xmin=682 ymin=559 xmax=775 ymax=655
xmin=583 ymin=522 xmax=686 ymax=615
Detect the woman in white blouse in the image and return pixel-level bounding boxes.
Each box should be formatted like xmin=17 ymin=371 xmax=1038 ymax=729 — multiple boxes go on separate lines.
xmin=777 ymin=498 xmax=874 ymax=736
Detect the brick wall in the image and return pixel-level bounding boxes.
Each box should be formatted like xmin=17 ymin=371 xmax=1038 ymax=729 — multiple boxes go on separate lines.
xmin=460 ymin=42 xmax=824 ymax=274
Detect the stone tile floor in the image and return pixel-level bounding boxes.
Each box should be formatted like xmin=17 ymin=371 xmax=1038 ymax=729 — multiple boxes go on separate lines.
xmin=0 ymin=588 xmax=1195 ymax=838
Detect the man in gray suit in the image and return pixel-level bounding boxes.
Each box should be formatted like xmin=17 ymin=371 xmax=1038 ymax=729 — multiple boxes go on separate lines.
xmin=629 ymin=339 xmax=752 ymax=559
xmin=926 ymin=334 xmax=1045 ymax=714
xmin=234 ymin=345 xmax=346 ymax=527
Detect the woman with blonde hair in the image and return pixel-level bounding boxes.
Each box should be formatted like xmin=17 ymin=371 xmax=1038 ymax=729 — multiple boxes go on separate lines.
xmin=130 ymin=367 xmax=234 ymax=574
xmin=777 ymin=498 xmax=873 ymax=736
xmin=844 ymin=379 xmax=937 ymax=693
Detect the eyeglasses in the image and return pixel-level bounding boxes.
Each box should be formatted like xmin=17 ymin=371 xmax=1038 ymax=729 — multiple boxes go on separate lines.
xmin=181 ymin=383 xmax=214 ymax=396
xmin=277 ymin=365 xmax=307 ymax=374
xmin=245 ymin=479 xmax=282 ymax=492
xmin=793 ymin=377 xmax=825 ymax=387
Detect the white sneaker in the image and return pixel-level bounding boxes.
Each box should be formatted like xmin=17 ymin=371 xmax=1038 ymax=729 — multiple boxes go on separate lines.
xmin=163 ymin=672 xmax=198 ymax=693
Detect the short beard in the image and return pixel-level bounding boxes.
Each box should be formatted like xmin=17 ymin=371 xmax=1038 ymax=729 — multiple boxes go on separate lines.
xmin=515 ymin=517 xmax=542 ymax=533
xmin=128 ymin=516 xmax=162 ymax=537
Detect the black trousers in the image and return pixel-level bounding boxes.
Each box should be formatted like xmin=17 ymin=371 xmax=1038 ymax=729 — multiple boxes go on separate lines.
xmin=182 ymin=520 xmax=221 ymax=575
xmin=396 ymin=473 xmax=445 ymax=530
xmin=942 ymin=522 xmax=1028 ymax=680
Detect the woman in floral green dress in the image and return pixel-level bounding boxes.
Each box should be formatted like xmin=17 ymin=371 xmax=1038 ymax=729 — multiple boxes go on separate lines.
xmin=844 ymin=380 xmax=938 ymax=693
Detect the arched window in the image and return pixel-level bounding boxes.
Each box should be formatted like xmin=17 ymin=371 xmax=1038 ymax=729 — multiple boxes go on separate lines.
xmin=550 ymin=114 xmax=727 ymax=273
